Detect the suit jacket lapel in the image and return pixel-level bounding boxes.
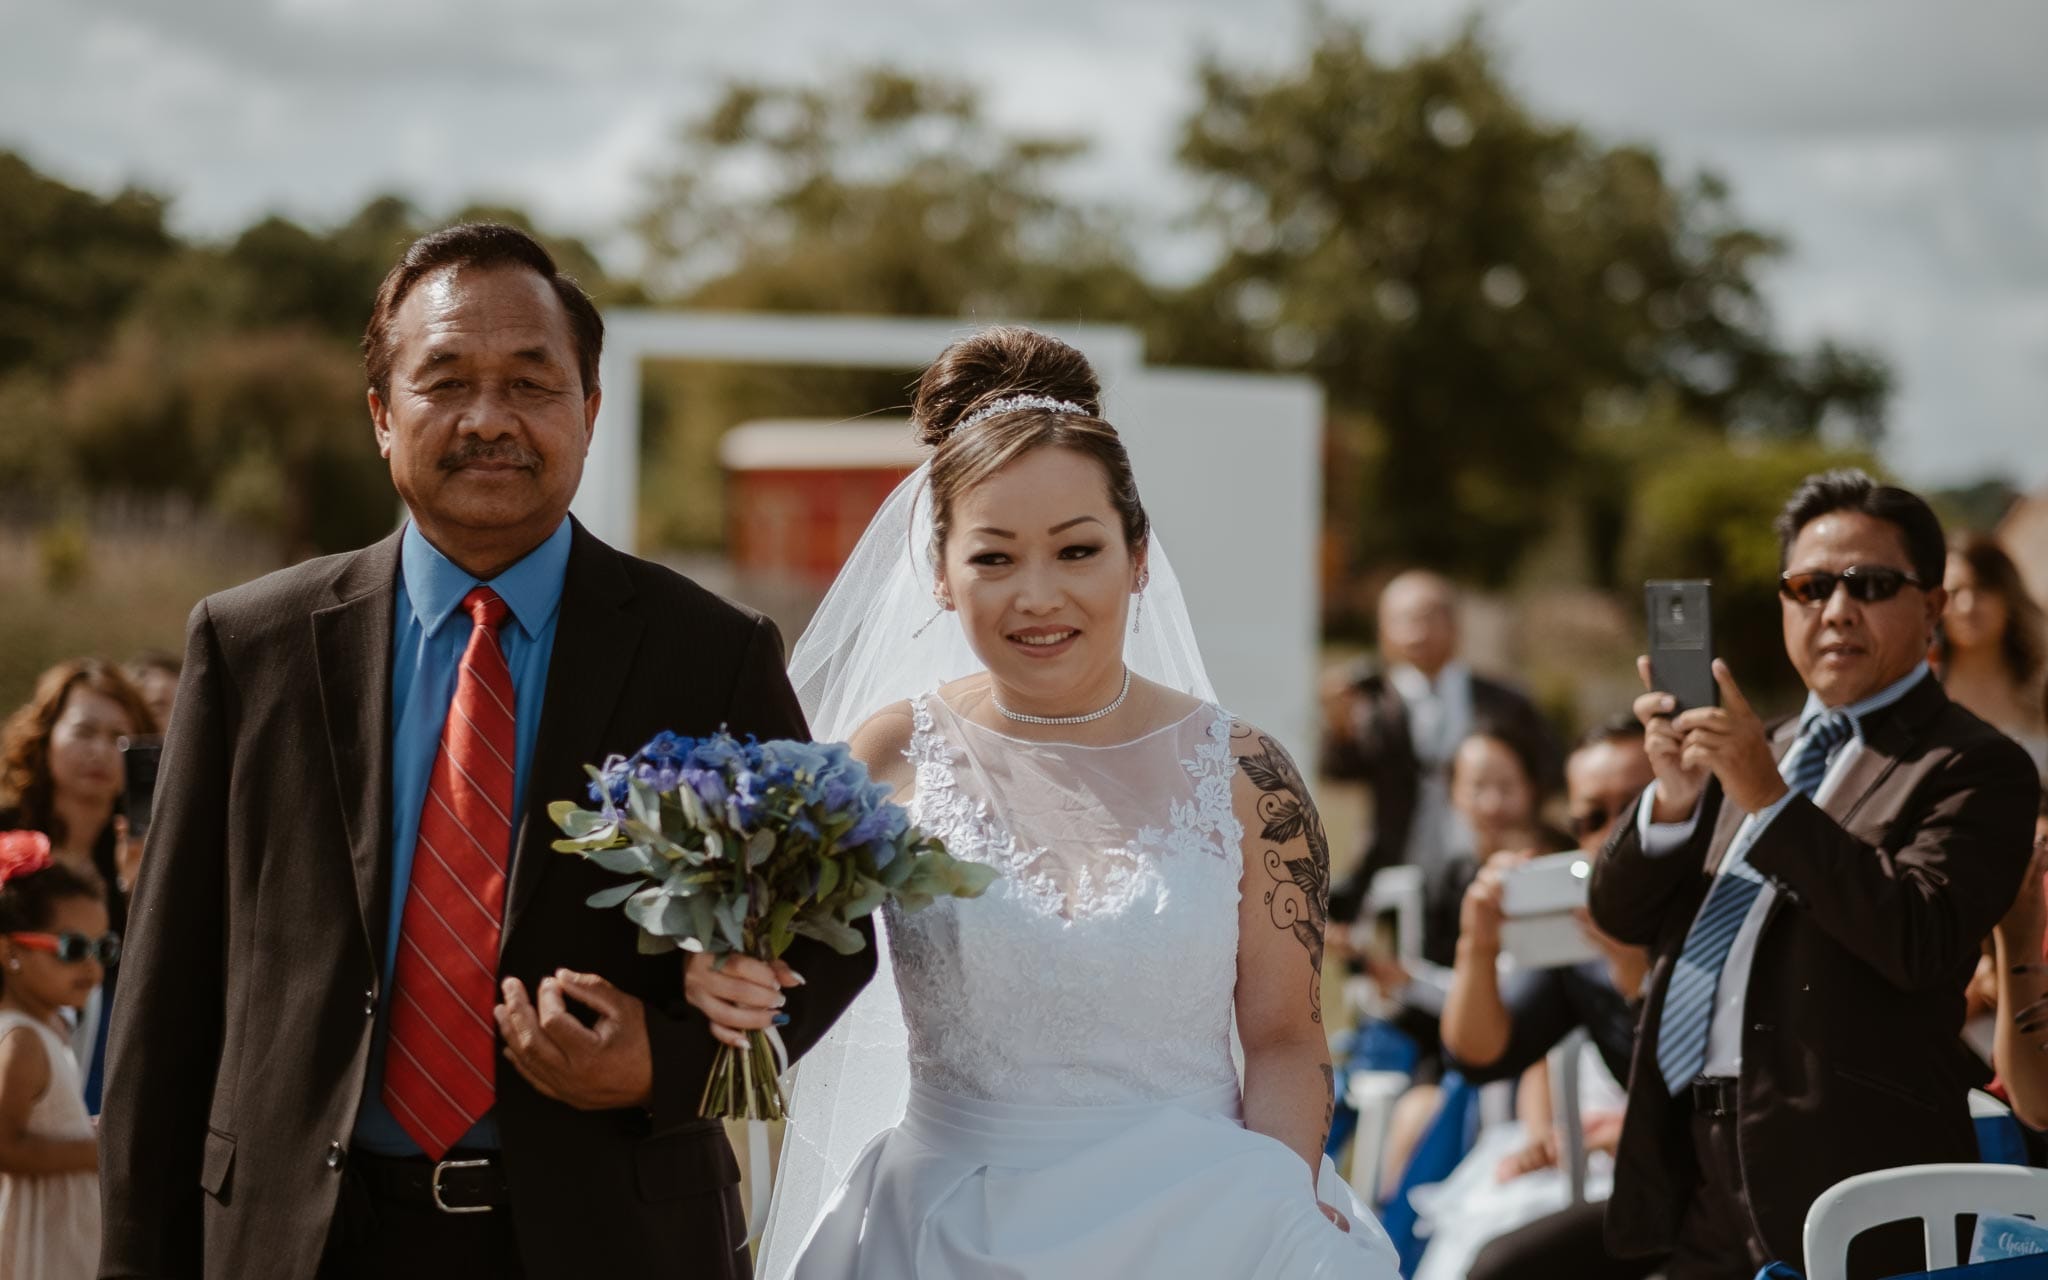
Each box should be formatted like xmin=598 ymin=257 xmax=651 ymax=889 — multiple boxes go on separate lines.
xmin=312 ymin=529 xmax=403 ymax=959
xmin=506 ymin=521 xmax=642 ymax=935
xmin=1825 ymin=672 xmax=1946 ymax=826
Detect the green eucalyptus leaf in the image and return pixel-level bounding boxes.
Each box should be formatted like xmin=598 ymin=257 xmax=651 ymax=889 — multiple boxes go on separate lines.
xmin=636 ymin=928 xmax=680 ymax=956
xmin=586 ymin=844 xmax=658 ymax=877
xmin=791 ymin=914 xmax=867 ymax=956
xmin=816 ymin=858 xmax=842 ymax=899
xmin=585 ymin=881 xmax=642 ymax=909
xmin=746 ymin=829 xmax=777 ymax=869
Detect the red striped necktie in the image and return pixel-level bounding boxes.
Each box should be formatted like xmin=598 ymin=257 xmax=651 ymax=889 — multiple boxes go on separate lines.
xmin=383 ymin=586 xmax=517 ymax=1160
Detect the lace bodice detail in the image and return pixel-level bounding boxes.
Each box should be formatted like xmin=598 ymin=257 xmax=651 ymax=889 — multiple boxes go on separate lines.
xmin=885 ymin=693 xmax=1246 ymax=1106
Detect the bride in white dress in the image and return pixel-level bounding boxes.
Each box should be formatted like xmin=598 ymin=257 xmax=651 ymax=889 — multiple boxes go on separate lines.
xmin=684 ymin=327 xmax=1398 ymax=1278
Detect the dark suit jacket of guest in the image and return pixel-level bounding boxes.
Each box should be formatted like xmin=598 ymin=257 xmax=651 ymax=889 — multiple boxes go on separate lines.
xmin=1324 ymin=666 xmax=1563 ymax=922
xmin=1588 ymin=675 xmax=2039 ymax=1271
xmin=99 ymin=520 xmax=876 ymax=1280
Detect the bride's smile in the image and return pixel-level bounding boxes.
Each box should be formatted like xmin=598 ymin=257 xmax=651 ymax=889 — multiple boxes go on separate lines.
xmin=938 ymin=446 xmax=1145 ymax=719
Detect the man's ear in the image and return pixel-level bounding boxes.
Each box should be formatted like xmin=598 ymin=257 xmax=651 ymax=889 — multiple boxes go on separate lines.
xmin=1924 ymin=584 xmax=1949 ymax=644
xmin=582 ymin=387 xmax=602 ymax=447
xmin=368 ymin=388 xmax=393 ymax=459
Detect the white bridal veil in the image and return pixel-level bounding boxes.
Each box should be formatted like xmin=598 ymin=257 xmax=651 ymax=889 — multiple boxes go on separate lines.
xmin=760 ymin=458 xmax=1217 ymax=1276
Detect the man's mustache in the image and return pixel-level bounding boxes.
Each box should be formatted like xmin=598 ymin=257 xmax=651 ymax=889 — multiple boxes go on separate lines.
xmin=440 ymin=441 xmax=541 ymax=471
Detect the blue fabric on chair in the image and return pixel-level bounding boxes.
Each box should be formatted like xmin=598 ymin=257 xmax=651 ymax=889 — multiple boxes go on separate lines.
xmin=1378 ymin=1072 xmax=1482 ymax=1277
xmin=1327 ymin=1018 xmax=1422 ymax=1157
xmin=1978 ymin=1111 xmax=2032 ymax=1167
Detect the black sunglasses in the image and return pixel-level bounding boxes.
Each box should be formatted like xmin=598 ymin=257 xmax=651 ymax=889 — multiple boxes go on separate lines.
xmin=1779 ymin=565 xmax=1924 ymax=607
xmin=1568 ymin=807 xmax=1612 ymax=841
xmin=7 ymin=930 xmax=123 ymax=965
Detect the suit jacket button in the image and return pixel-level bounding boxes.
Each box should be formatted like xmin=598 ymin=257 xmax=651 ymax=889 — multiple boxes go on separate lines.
xmin=364 ymin=988 xmax=376 ymax=1016
xmin=327 ymin=1142 xmax=345 ymax=1171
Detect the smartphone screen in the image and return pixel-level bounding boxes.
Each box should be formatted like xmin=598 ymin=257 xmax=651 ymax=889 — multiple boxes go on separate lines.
xmin=1645 ymin=579 xmax=1717 ymax=713
xmin=119 ymin=736 xmax=164 ymax=839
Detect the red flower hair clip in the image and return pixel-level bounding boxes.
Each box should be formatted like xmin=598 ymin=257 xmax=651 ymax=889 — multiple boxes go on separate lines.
xmin=0 ymin=830 xmax=54 ymax=886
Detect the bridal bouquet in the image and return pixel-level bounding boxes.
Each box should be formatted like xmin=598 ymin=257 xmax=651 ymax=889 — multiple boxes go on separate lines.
xmin=549 ymin=729 xmax=992 ymax=1122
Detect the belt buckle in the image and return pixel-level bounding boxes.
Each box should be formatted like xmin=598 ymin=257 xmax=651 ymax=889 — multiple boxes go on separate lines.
xmin=430 ymin=1157 xmax=493 ymax=1215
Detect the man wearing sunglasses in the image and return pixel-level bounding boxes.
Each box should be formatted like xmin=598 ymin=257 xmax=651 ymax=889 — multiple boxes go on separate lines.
xmin=1590 ymin=469 xmax=2041 ymax=1279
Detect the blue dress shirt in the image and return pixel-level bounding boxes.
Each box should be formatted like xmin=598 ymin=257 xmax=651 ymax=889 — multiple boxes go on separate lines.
xmin=353 ymin=518 xmax=572 ymax=1157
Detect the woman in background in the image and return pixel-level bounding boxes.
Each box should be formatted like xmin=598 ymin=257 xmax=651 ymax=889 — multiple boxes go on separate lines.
xmin=1942 ymin=535 xmax=2047 ymax=770
xmin=0 ymin=660 xmax=153 ymax=1112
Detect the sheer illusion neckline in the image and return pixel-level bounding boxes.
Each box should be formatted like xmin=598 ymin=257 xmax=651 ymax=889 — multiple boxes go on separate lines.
xmin=935 ymin=692 xmax=1209 ymax=752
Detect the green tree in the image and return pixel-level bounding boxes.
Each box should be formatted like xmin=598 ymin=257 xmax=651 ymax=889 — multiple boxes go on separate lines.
xmin=0 ymin=151 xmax=176 ymax=377
xmin=630 ymin=67 xmax=1160 ymax=547
xmin=1171 ymin=19 xmax=1891 ymax=585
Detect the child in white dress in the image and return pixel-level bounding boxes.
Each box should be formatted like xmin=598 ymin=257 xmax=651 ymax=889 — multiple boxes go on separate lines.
xmin=0 ymin=830 xmax=111 ymax=1280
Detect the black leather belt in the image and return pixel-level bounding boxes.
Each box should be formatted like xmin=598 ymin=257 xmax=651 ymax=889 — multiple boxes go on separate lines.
xmin=1689 ymin=1075 xmax=1738 ymax=1119
xmin=351 ymin=1149 xmax=509 ymax=1214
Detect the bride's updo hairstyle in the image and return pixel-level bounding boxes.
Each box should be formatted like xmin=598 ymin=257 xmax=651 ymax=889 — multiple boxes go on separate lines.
xmin=913 ymin=326 xmax=1150 ymax=560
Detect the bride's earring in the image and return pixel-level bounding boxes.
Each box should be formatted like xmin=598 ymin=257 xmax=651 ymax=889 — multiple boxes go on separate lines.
xmin=914 ymin=594 xmax=951 ymax=639
xmin=1131 ymin=575 xmax=1149 ymax=636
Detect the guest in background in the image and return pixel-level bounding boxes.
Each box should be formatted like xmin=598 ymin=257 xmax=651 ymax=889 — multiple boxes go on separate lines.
xmin=1322 ymin=570 xmax=1562 ymax=927
xmin=1591 ymin=469 xmax=2039 ymax=1278
xmin=1370 ymin=725 xmax=1569 ymax=1192
xmin=1435 ymin=719 xmax=1659 ymax=1280
xmin=0 ymin=831 xmax=107 ymax=1280
xmin=0 ymin=660 xmax=152 ymax=1114
xmin=1942 ymin=535 xmax=2047 ymax=770
xmin=121 ymin=651 xmax=181 ymax=739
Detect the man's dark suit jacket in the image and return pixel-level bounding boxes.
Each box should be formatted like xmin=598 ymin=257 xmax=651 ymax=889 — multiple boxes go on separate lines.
xmin=1588 ymin=674 xmax=2039 ymax=1272
xmin=99 ymin=521 xmax=876 ymax=1280
xmin=1323 ymin=665 xmax=1562 ymax=923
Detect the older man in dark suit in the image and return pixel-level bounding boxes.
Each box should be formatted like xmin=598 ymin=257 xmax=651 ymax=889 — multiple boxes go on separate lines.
xmin=1591 ymin=470 xmax=2040 ymax=1279
xmin=98 ymin=224 xmax=874 ymax=1280
xmin=1322 ymin=570 xmax=1562 ymax=926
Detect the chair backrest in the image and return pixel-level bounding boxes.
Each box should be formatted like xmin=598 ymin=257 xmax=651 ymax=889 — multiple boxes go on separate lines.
xmin=1548 ymin=1026 xmax=1590 ymax=1206
xmin=1804 ymin=1164 xmax=2048 ymax=1280
xmin=1363 ymin=865 xmax=1426 ymax=966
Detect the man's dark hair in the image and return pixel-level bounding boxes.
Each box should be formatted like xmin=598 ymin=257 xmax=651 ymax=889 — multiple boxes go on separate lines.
xmin=1773 ymin=468 xmax=1946 ymax=589
xmin=361 ymin=223 xmax=604 ymax=401
xmin=1576 ymin=714 xmax=1646 ymax=753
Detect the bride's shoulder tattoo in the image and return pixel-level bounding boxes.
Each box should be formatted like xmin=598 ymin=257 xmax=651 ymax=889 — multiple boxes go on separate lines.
xmin=1231 ymin=724 xmax=1331 ymax=1023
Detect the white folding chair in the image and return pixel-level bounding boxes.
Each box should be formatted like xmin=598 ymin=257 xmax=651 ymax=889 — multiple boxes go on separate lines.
xmin=1803 ymin=1163 xmax=2048 ymax=1280
xmin=1344 ymin=1069 xmax=1413 ymax=1203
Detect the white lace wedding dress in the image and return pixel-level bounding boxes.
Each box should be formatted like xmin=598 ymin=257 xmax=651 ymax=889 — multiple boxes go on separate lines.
xmin=780 ymin=691 xmax=1398 ymax=1278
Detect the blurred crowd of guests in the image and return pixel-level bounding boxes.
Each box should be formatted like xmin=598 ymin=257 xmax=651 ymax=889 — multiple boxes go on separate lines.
xmin=1319 ymin=473 xmax=2048 ymax=1279
xmin=0 ymin=650 xmax=177 ymax=1274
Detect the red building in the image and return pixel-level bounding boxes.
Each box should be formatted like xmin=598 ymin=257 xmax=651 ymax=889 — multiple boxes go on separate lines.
xmin=721 ymin=420 xmax=924 ymax=590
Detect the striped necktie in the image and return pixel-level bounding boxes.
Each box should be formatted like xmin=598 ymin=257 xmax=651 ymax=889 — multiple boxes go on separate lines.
xmin=1654 ymin=710 xmax=1855 ymax=1096
xmin=383 ymin=586 xmax=517 ymax=1159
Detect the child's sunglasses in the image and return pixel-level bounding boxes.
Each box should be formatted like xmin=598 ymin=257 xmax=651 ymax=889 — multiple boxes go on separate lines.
xmin=7 ymin=930 xmax=122 ymax=965
xmin=1778 ymin=565 xmax=1923 ymax=607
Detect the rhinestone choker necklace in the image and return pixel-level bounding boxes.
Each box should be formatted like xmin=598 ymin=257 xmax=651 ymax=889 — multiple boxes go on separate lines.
xmin=993 ymin=668 xmax=1132 ymax=726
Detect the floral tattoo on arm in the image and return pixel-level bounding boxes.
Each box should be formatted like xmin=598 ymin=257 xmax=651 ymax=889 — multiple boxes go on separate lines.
xmin=1235 ymin=727 xmax=1331 ymax=1023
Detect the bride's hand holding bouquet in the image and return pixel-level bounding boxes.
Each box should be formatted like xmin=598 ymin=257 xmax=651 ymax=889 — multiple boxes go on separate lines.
xmin=550 ymin=729 xmax=993 ymax=1121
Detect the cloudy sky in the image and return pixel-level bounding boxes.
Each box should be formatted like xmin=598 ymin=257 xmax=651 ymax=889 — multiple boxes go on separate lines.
xmin=7 ymin=0 xmax=2044 ymax=492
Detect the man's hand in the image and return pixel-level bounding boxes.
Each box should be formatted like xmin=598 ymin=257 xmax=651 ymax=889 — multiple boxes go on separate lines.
xmin=495 ymin=970 xmax=653 ymax=1110
xmin=113 ymin=815 xmax=145 ymax=894
xmin=1671 ymin=661 xmax=1786 ymax=815
xmin=1633 ymin=656 xmax=1709 ymax=821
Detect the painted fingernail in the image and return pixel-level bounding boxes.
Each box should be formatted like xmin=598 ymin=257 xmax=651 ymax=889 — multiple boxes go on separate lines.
xmin=772 ymin=1013 xmax=791 ymax=1026
xmin=790 ymin=972 xmax=807 ymax=986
